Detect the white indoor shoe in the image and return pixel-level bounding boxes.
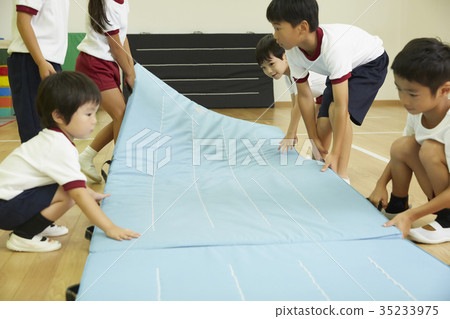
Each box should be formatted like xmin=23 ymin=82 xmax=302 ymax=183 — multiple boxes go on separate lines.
xmin=40 ymin=224 xmax=69 ymax=237
xmin=6 ymin=233 xmax=61 ymax=252
xmin=79 ymin=155 xmax=102 ymax=183
xmin=408 ymin=221 xmax=450 ymax=244
xmin=380 ymin=209 xmax=399 ymax=220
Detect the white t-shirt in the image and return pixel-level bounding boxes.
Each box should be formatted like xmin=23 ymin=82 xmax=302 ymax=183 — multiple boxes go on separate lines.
xmin=283 ymin=71 xmax=326 ymax=98
xmin=286 ymin=24 xmax=384 ymax=84
xmin=8 ymin=0 xmax=69 ymax=65
xmin=77 ymin=0 xmax=129 ymax=62
xmin=0 ymin=129 xmax=87 ymax=201
xmin=403 ymin=110 xmax=450 ymax=173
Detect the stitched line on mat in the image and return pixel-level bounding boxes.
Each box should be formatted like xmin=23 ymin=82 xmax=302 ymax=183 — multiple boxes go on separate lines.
xmin=252 ymin=178 xmax=375 ymax=300
xmin=156 ymin=267 xmax=162 ymax=301
xmin=151 ymin=95 xmax=166 ymax=230
xmin=298 ymin=259 xmax=330 ymax=300
xmin=76 ymin=179 xmax=198 ymax=300
xmin=221 ymin=126 xmax=271 ymax=226
xmin=368 ymin=257 xmax=416 ymax=300
xmin=191 ymin=118 xmax=215 ymax=229
xmin=229 ymin=264 xmax=245 ymax=301
xmin=257 ymin=142 xmax=328 ymax=223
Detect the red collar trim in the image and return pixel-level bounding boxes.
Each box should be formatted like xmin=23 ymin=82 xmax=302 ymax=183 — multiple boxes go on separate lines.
xmin=113 ymin=0 xmax=125 ymax=4
xmin=299 ymin=27 xmax=323 ymax=61
xmin=48 ymin=127 xmax=75 ymax=146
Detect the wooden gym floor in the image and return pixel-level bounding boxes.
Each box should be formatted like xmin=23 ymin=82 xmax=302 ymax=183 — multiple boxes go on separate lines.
xmin=0 ymin=101 xmax=449 ymax=300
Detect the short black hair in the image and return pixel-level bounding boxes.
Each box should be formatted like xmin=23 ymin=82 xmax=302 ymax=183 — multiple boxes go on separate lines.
xmin=255 ymin=34 xmax=285 ymax=66
xmin=267 ymin=0 xmax=319 ymax=31
xmin=391 ymin=38 xmax=450 ymax=95
xmin=36 ymin=71 xmax=101 ymax=128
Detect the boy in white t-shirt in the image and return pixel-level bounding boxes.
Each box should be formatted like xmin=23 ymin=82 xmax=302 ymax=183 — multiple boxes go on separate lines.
xmin=255 ymin=34 xmax=326 ymax=152
xmin=368 ymin=38 xmax=450 ymax=244
xmin=266 ymin=0 xmax=388 ymax=183
xmin=0 ymin=72 xmax=140 ymax=252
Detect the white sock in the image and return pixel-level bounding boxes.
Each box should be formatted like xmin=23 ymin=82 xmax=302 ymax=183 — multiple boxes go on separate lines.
xmin=80 ymin=145 xmax=98 ymax=160
xmin=343 ymin=177 xmax=351 ymax=185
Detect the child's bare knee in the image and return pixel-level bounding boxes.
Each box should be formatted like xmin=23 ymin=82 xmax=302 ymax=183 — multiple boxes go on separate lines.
xmin=390 ymin=136 xmax=418 ymax=160
xmin=419 ymin=140 xmax=445 ymax=165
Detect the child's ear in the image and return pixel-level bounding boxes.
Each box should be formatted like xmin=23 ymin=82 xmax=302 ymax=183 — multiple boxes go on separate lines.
xmin=298 ymin=20 xmax=310 ymax=33
xmin=52 ymin=109 xmax=66 ymax=125
xmin=282 ymin=52 xmax=287 ymax=61
xmin=440 ymin=81 xmax=450 ymax=96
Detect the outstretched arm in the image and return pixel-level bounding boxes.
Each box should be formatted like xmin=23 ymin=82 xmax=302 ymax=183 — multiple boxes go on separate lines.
xmin=69 ymin=187 xmax=140 ymax=241
xmin=384 ymin=187 xmax=450 ymax=238
xmin=279 ymin=93 xmax=300 ymax=152
xmin=297 ymin=81 xmax=327 ymax=158
xmin=321 ymin=80 xmax=348 ymax=172
xmin=107 ymin=34 xmax=136 ymax=90
xmin=123 ymin=36 xmax=135 ymax=72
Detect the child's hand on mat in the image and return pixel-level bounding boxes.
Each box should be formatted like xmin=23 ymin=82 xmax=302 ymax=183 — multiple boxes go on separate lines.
xmin=383 ymin=212 xmax=412 ymax=238
xmin=321 ymin=151 xmax=338 ymax=173
xmin=278 ymin=135 xmax=298 ymax=152
xmin=311 ymin=138 xmax=327 ymax=161
xmin=106 ymin=225 xmax=140 ymax=241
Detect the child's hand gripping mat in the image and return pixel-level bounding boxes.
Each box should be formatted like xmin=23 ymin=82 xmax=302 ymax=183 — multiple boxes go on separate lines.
xmin=77 ymin=64 xmax=450 ymax=300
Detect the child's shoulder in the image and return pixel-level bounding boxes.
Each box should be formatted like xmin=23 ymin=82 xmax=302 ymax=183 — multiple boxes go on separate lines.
xmin=21 ymin=129 xmax=74 ymax=150
xmin=321 ymin=24 xmax=371 ymax=37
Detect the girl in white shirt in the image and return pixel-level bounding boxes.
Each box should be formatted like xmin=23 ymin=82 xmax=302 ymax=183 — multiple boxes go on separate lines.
xmin=76 ymin=0 xmax=135 ymax=183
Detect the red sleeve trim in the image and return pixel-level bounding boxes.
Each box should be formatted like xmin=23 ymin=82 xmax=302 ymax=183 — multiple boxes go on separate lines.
xmin=16 ymin=5 xmax=38 ymax=15
xmin=331 ymin=72 xmax=351 ymax=85
xmin=105 ymin=29 xmax=120 ymax=36
xmin=293 ymin=73 xmax=309 ymax=84
xmin=63 ymin=180 xmax=86 ymax=191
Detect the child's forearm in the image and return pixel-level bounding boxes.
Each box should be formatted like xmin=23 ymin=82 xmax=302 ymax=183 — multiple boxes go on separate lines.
xmin=405 ymin=188 xmax=450 ymax=222
xmin=16 ymin=12 xmax=46 ymax=67
xmin=287 ymin=99 xmax=301 ymax=136
xmin=123 ymin=37 xmax=134 ymax=70
xmin=297 ymin=94 xmax=317 ymax=140
xmin=69 ymin=188 xmax=115 ymax=232
xmin=108 ymin=34 xmax=135 ymax=77
xmin=376 ymin=162 xmax=392 ymax=187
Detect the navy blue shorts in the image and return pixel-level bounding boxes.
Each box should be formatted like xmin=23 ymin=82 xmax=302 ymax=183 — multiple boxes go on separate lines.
xmin=319 ymin=51 xmax=389 ymax=126
xmin=7 ymin=53 xmax=62 ymax=143
xmin=0 ymin=184 xmax=58 ymax=230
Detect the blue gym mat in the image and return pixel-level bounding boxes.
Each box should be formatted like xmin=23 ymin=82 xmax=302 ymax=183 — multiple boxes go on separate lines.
xmin=77 ymin=64 xmax=450 ymax=301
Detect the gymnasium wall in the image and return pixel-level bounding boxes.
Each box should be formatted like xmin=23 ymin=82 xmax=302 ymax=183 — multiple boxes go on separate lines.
xmin=0 ymin=0 xmax=448 ymax=102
